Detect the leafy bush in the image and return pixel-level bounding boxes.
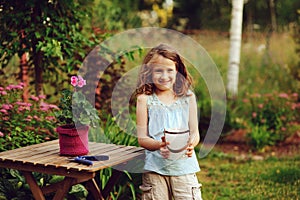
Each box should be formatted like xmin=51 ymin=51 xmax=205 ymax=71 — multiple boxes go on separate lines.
xmin=236 ymin=91 xmax=300 ymax=150
xmin=247 ymin=124 xmax=277 ymax=150
xmin=0 ymin=83 xmax=58 ymax=151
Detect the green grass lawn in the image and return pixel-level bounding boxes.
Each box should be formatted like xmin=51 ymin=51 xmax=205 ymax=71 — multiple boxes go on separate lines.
xmin=197 ymin=150 xmax=300 ymax=200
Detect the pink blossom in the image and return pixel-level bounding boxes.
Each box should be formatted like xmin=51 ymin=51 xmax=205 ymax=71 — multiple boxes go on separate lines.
xmin=252 ymin=112 xmax=257 ymax=118
xmin=78 ymin=75 xmax=84 ymax=80
xmin=33 ymin=115 xmax=40 ymax=121
xmin=40 ymin=102 xmax=59 ymax=110
xmin=14 ymin=85 xmax=23 ymax=89
xmin=49 ymin=104 xmax=59 ymax=109
xmin=25 ymin=116 xmax=32 ymax=122
xmin=291 ymin=93 xmax=299 ymax=101
xmin=16 ymin=102 xmax=32 ymax=107
xmin=2 ymin=116 xmax=9 ymax=121
xmin=18 ymin=107 xmax=25 ymax=112
xmin=291 ymin=103 xmax=297 ymax=110
xmin=0 ymin=91 xmax=7 ymax=95
xmin=5 ymin=85 xmax=12 ymax=90
xmin=5 ymin=84 xmax=23 ymax=90
xmin=38 ymin=94 xmax=46 ymax=99
xmin=77 ymin=75 xmax=86 ymax=87
xmin=252 ymin=93 xmax=261 ymax=98
xmin=70 ymin=75 xmax=86 ymax=88
xmin=2 ymin=104 xmax=13 ymax=110
xmin=45 ymin=116 xmax=56 ymax=121
xmin=278 ymin=93 xmax=289 ymax=99
xmin=71 ymin=76 xmax=78 ymax=87
xmin=40 ymin=107 xmax=48 ymax=111
xmin=242 ymin=98 xmax=249 ymax=103
xmin=77 ymin=79 xmax=86 ymax=88
xmin=0 ymin=131 xmax=4 ymax=137
xmin=281 ymin=127 xmax=286 ymax=131
xmin=30 ymin=95 xmax=39 ymax=102
xmin=291 ymin=103 xmax=300 ymax=110
xmin=258 ymin=104 xmax=264 ymax=109
xmin=0 ymin=109 xmax=8 ymax=114
xmin=0 ymin=87 xmax=4 ymax=91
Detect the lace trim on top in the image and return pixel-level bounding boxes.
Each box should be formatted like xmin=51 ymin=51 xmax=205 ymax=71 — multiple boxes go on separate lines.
xmin=147 ymin=93 xmax=189 ymax=107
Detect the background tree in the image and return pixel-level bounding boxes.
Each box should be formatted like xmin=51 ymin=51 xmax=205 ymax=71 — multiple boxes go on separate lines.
xmin=91 ymin=0 xmax=141 ymax=31
xmin=0 ymin=0 xmax=95 ymax=97
xmin=227 ymin=0 xmax=244 ymax=98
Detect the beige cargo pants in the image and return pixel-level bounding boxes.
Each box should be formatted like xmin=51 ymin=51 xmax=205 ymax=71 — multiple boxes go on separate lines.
xmin=140 ymin=172 xmax=202 ymax=200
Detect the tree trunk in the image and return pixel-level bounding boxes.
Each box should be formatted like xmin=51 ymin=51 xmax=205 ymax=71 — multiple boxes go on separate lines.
xmin=31 ymin=4 xmax=44 ymax=96
xmin=34 ymin=51 xmax=44 ymax=96
xmin=19 ymin=30 xmax=30 ymax=102
xmin=227 ymin=0 xmax=244 ymax=98
xmin=269 ymin=0 xmax=277 ymax=32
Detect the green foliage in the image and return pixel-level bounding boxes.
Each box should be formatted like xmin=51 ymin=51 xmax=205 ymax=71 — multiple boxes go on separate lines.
xmin=0 ymin=83 xmax=57 ymax=152
xmin=0 ymin=0 xmax=98 ymax=96
xmin=88 ymin=114 xmax=140 ymax=200
xmin=0 ymin=0 xmax=94 ymax=69
xmin=0 ymin=169 xmax=31 ymax=200
xmin=247 ymin=124 xmax=277 ymax=150
xmin=0 ymin=168 xmax=88 ymax=200
xmin=0 ymin=169 xmax=60 ymax=200
xmin=91 ymin=0 xmax=141 ymax=31
xmin=240 ymin=92 xmax=300 ymax=150
xmin=54 ymin=75 xmax=100 ymax=127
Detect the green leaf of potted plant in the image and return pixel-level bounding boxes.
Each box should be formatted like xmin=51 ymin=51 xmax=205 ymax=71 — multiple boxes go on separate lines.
xmin=55 ymin=75 xmax=100 ymax=156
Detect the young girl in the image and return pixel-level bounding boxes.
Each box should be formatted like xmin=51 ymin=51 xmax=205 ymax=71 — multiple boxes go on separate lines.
xmin=136 ymin=44 xmax=202 ymax=200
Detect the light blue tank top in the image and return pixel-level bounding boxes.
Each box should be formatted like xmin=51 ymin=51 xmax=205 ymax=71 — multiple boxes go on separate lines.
xmin=144 ymin=93 xmax=200 ymax=176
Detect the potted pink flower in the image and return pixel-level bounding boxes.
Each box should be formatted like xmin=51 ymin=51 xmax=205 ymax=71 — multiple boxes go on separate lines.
xmin=55 ymin=75 xmax=99 ymax=156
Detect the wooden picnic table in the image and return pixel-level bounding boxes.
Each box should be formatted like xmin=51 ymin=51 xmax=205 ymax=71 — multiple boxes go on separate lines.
xmin=0 ymin=139 xmax=145 ymax=200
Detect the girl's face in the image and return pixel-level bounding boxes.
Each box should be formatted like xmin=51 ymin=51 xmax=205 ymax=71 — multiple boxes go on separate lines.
xmin=149 ymin=55 xmax=177 ymax=92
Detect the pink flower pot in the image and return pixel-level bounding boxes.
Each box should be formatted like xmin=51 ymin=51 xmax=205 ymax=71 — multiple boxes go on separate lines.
xmin=56 ymin=125 xmax=89 ymax=156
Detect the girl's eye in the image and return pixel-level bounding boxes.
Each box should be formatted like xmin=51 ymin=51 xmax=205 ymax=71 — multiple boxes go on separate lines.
xmin=154 ymin=69 xmax=163 ymax=73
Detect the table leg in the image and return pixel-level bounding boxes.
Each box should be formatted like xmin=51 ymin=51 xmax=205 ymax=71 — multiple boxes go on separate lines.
xmin=84 ymin=178 xmax=104 ymax=200
xmin=21 ymin=171 xmax=46 ymax=200
xmin=53 ymin=177 xmax=74 ymax=200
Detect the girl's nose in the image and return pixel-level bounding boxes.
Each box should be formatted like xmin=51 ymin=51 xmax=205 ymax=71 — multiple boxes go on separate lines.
xmin=161 ymin=71 xmax=168 ymax=79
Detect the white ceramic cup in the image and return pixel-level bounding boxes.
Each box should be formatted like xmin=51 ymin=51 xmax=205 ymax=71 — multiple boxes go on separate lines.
xmin=164 ymin=128 xmax=190 ymax=153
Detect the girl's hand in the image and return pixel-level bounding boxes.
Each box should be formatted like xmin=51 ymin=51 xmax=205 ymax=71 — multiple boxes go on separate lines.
xmin=160 ymin=136 xmax=170 ymax=159
xmin=186 ymin=143 xmax=194 ymax=157
xmin=160 ymin=145 xmax=170 ymax=159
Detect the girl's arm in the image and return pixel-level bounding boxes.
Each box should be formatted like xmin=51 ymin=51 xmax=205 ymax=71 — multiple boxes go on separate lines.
xmin=136 ymin=94 xmax=164 ymax=151
xmin=186 ymin=92 xmax=200 ymax=156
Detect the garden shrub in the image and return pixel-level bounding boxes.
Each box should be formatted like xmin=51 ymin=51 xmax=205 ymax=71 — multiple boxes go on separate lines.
xmin=241 ymin=91 xmax=300 ymax=150
xmin=0 ymin=82 xmax=58 ymax=151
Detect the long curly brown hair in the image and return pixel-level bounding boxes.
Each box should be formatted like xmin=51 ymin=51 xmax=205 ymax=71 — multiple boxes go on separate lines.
xmin=136 ymin=44 xmax=193 ymax=97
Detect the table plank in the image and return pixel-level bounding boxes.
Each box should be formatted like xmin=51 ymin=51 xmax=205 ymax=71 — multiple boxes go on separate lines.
xmin=0 ymin=140 xmax=144 ymax=173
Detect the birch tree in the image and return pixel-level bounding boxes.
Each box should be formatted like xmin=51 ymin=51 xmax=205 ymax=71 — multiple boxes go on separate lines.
xmin=227 ymin=0 xmax=244 ymax=98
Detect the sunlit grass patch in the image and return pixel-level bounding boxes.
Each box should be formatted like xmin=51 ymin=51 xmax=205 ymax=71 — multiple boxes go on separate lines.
xmin=197 ymin=151 xmax=300 ymax=200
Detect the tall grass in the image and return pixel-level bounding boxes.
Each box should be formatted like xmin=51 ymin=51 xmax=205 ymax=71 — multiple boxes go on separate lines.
xmin=190 ymin=31 xmax=299 ymax=96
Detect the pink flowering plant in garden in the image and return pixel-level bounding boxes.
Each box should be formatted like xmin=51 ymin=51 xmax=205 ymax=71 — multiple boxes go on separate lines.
xmin=54 ymin=75 xmax=99 ymax=128
xmin=241 ymin=91 xmax=300 ymax=149
xmin=0 ymin=83 xmax=58 ymax=151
